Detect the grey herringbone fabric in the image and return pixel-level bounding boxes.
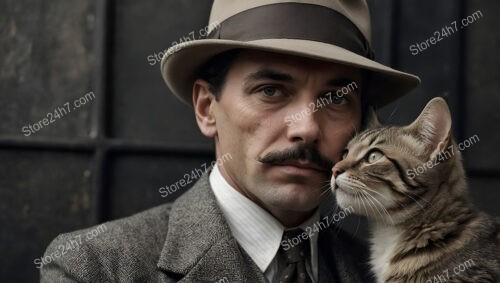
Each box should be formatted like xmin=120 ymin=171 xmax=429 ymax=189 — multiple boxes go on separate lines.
xmin=40 ymin=171 xmax=373 ymax=282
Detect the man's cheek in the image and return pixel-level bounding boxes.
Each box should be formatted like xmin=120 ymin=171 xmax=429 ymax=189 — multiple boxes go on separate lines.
xmin=325 ymin=136 xmax=350 ymax=163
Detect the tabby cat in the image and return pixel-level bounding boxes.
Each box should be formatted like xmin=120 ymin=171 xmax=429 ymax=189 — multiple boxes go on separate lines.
xmin=331 ymin=97 xmax=499 ymax=282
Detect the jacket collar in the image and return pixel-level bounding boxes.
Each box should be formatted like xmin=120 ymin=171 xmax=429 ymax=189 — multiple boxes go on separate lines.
xmin=156 ymin=170 xmax=371 ymax=282
xmin=156 ymin=171 xmax=267 ymax=282
xmin=317 ymin=217 xmax=373 ymax=283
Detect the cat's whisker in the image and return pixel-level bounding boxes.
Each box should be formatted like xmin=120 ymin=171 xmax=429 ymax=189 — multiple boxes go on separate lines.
xmin=362 ymin=192 xmax=384 ymax=220
xmin=308 ymin=179 xmax=334 ymax=198
xmin=352 ymin=186 xmax=370 ymax=222
xmin=318 ymin=184 xmax=334 ymax=198
xmin=407 ymin=190 xmax=433 ymax=207
xmin=345 ymin=179 xmax=394 ymax=222
xmin=363 ymin=174 xmax=431 ymax=213
xmin=399 ymin=191 xmax=428 ymax=210
xmin=363 ymin=183 xmax=420 ymax=225
xmin=359 ymin=193 xmax=370 ymax=219
xmin=359 ymin=189 xmax=387 ymax=222
xmin=358 ymin=185 xmax=392 ymax=202
xmin=361 ymin=189 xmax=394 ymax=225
xmin=362 ymin=178 xmax=424 ymax=221
xmin=321 ymin=203 xmax=350 ymax=237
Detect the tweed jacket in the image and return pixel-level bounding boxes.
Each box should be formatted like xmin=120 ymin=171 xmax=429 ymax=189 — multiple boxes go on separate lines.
xmin=41 ymin=172 xmax=373 ymax=282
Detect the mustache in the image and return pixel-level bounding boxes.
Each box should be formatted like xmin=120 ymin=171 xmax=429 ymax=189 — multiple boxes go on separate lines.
xmin=258 ymin=144 xmax=334 ymax=172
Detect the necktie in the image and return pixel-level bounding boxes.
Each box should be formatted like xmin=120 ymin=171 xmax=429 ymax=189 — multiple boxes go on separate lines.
xmin=276 ymin=229 xmax=313 ymax=283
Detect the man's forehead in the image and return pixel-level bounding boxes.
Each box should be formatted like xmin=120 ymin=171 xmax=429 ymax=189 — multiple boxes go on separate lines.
xmin=232 ymin=49 xmax=362 ymax=80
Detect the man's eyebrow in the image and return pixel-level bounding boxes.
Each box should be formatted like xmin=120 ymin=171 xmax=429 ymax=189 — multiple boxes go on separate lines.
xmin=325 ymin=78 xmax=358 ymax=87
xmin=244 ymin=69 xmax=295 ymax=83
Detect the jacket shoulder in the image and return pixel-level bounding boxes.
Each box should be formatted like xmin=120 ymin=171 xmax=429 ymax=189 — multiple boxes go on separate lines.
xmin=40 ymin=203 xmax=173 ymax=282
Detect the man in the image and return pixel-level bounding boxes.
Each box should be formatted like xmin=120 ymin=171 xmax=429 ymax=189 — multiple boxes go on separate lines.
xmin=41 ymin=0 xmax=419 ymax=282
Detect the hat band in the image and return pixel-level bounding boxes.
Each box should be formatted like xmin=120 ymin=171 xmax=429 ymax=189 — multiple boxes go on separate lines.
xmin=207 ymin=3 xmax=374 ymax=59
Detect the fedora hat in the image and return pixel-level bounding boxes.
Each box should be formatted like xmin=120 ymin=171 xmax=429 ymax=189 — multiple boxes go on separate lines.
xmin=161 ymin=0 xmax=420 ymax=108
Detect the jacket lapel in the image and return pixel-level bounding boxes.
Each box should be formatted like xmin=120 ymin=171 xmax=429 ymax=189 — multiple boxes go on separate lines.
xmin=156 ymin=173 xmax=267 ymax=282
xmin=317 ymin=226 xmax=374 ymax=283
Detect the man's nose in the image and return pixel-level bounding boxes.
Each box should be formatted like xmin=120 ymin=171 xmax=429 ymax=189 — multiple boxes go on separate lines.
xmin=286 ymin=104 xmax=321 ymax=144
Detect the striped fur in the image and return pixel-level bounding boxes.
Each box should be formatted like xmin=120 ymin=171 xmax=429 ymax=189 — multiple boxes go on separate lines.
xmin=331 ymin=98 xmax=499 ymax=282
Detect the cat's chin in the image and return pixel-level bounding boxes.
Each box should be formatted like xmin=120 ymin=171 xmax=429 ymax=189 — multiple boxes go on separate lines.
xmin=331 ymin=178 xmax=355 ymax=210
xmin=333 ymin=188 xmax=357 ymax=210
xmin=334 ymin=189 xmax=388 ymax=221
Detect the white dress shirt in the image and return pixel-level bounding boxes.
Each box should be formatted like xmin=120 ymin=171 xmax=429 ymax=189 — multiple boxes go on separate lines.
xmin=209 ymin=165 xmax=319 ymax=282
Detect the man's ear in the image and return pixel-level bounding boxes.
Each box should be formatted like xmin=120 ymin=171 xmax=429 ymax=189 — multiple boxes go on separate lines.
xmin=193 ymin=79 xmax=217 ymax=138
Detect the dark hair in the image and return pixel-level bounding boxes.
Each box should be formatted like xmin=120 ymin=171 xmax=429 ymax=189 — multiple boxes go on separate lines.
xmin=196 ymin=49 xmax=242 ymax=100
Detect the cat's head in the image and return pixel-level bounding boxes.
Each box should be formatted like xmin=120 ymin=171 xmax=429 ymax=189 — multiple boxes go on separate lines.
xmin=331 ymin=97 xmax=461 ymax=224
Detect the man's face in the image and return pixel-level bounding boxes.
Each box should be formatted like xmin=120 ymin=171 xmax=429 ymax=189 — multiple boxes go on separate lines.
xmin=199 ymin=50 xmax=362 ymax=219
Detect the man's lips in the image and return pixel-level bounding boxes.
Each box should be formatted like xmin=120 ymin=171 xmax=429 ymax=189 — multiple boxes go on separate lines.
xmin=271 ymin=160 xmax=331 ymax=174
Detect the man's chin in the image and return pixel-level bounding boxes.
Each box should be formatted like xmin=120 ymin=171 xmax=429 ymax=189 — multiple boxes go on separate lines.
xmin=266 ymin=183 xmax=325 ymax=210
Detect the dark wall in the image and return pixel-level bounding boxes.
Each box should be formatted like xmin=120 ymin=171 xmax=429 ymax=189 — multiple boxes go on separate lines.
xmin=0 ymin=0 xmax=498 ymax=281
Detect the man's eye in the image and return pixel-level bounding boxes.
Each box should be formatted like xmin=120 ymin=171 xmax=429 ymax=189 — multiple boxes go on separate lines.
xmin=261 ymin=86 xmax=279 ymax=97
xmin=330 ymin=94 xmax=346 ymax=105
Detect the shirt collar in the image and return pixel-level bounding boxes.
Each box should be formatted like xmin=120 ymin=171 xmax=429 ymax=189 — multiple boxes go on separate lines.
xmin=209 ymin=165 xmax=319 ymax=273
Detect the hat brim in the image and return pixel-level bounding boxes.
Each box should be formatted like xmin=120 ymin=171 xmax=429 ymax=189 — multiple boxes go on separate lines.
xmin=161 ymin=38 xmax=420 ymax=108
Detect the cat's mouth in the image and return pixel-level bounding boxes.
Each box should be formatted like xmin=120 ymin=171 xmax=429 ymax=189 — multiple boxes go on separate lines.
xmin=331 ymin=177 xmax=358 ymax=196
xmin=335 ymin=185 xmax=357 ymax=196
xmin=332 ymin=183 xmax=354 ymax=195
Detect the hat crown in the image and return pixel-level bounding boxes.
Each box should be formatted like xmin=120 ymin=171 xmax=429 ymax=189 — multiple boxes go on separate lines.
xmin=209 ymin=0 xmax=371 ymax=44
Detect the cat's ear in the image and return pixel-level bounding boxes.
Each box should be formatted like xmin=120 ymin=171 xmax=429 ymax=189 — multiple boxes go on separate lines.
xmin=364 ymin=106 xmax=381 ymax=129
xmin=407 ymin=97 xmax=452 ymax=156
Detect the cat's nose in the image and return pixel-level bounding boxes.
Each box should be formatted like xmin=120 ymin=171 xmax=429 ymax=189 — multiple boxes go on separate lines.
xmin=332 ymin=167 xmax=344 ymax=178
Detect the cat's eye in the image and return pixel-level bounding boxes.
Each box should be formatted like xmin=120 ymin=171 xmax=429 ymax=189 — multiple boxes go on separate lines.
xmin=366 ymin=150 xmax=384 ymax=164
